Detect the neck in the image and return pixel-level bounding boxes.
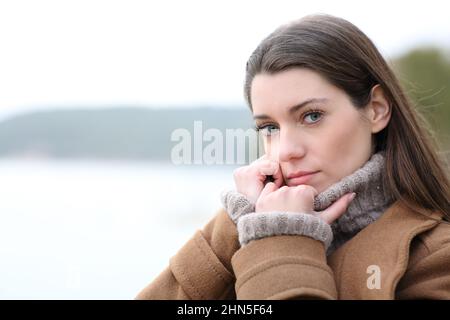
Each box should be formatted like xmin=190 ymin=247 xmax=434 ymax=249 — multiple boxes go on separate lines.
xmin=313 ymin=151 xmax=395 ymax=256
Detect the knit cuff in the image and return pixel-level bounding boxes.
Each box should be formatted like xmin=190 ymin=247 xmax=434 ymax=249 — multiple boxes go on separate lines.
xmin=220 ymin=189 xmax=255 ymax=224
xmin=236 ymin=211 xmax=333 ymax=250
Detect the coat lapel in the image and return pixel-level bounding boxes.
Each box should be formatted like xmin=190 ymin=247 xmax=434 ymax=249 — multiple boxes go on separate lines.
xmin=328 ymin=199 xmax=443 ymax=299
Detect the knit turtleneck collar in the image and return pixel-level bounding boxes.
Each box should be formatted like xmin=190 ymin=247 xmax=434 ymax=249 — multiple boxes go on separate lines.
xmin=313 ymin=150 xmax=395 ymax=256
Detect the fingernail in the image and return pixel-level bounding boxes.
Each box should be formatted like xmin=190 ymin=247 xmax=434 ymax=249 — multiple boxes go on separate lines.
xmin=349 ymin=193 xmax=356 ymax=201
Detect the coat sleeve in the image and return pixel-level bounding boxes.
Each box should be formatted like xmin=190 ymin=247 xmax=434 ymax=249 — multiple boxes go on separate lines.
xmin=231 ymin=235 xmax=338 ymax=299
xmin=134 ymin=208 xmax=240 ymax=300
xmin=395 ymin=240 xmax=450 ymax=299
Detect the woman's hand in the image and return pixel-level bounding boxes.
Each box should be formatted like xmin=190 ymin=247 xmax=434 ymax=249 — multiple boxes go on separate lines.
xmin=255 ymin=182 xmax=356 ymax=224
xmin=233 ymin=155 xmax=285 ymax=204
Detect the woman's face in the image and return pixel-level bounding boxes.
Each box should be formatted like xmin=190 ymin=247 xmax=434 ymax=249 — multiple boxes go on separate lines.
xmin=251 ymin=67 xmax=375 ymax=193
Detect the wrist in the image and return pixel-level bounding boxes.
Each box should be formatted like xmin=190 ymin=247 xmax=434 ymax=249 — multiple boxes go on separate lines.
xmin=220 ymin=189 xmax=255 ymax=224
xmin=236 ymin=211 xmax=333 ymax=249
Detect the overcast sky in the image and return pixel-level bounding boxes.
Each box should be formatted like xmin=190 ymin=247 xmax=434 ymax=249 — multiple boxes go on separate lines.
xmin=0 ymin=0 xmax=449 ymax=119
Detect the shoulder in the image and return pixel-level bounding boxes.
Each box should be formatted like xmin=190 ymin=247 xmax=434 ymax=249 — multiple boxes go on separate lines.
xmin=409 ymin=218 xmax=450 ymax=266
xmin=396 ymin=217 xmax=450 ymax=299
xmin=393 ymin=199 xmax=450 ymax=261
xmin=418 ymin=219 xmax=450 ymax=251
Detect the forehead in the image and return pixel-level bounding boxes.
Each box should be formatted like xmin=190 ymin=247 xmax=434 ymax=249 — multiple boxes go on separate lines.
xmin=251 ymin=68 xmax=339 ymax=112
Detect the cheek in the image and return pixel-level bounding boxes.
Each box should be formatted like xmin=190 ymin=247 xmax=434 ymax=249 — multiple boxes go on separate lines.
xmin=262 ymin=136 xmax=280 ymax=161
xmin=318 ymin=113 xmax=371 ymax=181
xmin=327 ymin=116 xmax=364 ymax=152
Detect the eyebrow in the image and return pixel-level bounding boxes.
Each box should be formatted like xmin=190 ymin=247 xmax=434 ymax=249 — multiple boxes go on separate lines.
xmin=253 ymin=98 xmax=328 ymax=120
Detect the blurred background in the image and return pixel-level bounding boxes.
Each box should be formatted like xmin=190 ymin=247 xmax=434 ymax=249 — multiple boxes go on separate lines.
xmin=0 ymin=0 xmax=449 ymax=299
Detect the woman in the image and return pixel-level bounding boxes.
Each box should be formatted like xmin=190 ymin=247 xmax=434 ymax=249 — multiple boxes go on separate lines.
xmin=135 ymin=14 xmax=450 ymax=299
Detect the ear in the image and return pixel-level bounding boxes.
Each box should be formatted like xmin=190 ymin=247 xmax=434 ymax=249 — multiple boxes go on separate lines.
xmin=365 ymin=84 xmax=392 ymax=133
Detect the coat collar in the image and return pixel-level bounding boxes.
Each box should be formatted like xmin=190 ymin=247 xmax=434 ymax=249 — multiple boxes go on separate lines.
xmin=328 ymin=199 xmax=444 ymax=299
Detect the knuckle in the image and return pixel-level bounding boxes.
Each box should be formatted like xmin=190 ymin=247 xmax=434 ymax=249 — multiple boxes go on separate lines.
xmin=255 ymin=198 xmax=265 ymax=208
xmin=234 ymin=166 xmax=252 ymax=177
xmin=295 ymin=184 xmax=314 ymax=194
xmin=233 ymin=167 xmax=243 ymax=176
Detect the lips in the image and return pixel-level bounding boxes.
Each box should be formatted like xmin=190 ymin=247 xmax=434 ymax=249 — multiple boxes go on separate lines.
xmin=287 ymin=170 xmax=318 ymax=179
xmin=286 ymin=171 xmax=319 ymax=186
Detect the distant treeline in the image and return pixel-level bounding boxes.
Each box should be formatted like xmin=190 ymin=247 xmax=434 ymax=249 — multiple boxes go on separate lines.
xmin=0 ymin=106 xmax=255 ymax=162
xmin=0 ymin=47 xmax=449 ymax=162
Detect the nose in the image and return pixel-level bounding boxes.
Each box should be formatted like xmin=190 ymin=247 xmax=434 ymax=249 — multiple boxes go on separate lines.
xmin=276 ymin=126 xmax=306 ymax=163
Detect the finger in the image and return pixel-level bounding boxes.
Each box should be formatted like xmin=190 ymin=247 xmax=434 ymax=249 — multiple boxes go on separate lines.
xmin=258 ymin=161 xmax=284 ymax=187
xmin=253 ymin=154 xmax=268 ymax=164
xmin=306 ymin=185 xmax=319 ymax=197
xmin=259 ymin=182 xmax=278 ymax=199
xmin=242 ymin=164 xmax=271 ymax=183
xmin=294 ymin=184 xmax=318 ymax=198
xmin=319 ymin=192 xmax=356 ymax=224
xmin=258 ymin=161 xmax=278 ymax=175
xmin=271 ymin=162 xmax=285 ymax=187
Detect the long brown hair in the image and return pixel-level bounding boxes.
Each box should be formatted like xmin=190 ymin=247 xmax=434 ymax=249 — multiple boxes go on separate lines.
xmin=244 ymin=14 xmax=450 ymax=221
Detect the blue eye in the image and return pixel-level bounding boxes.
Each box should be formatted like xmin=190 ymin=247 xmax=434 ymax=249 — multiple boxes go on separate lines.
xmin=254 ymin=109 xmax=323 ymax=136
xmin=255 ymin=124 xmax=279 ymax=137
xmin=303 ymin=110 xmax=323 ymax=124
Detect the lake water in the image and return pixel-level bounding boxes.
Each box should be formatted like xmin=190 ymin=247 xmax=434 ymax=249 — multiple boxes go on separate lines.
xmin=0 ymin=159 xmax=236 ymax=299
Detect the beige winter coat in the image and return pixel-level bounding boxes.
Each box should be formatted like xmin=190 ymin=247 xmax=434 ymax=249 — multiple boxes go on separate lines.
xmin=135 ymin=199 xmax=450 ymax=299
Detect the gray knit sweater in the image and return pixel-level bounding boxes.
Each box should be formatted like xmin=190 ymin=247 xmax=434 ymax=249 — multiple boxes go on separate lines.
xmin=220 ymin=151 xmax=395 ymax=256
